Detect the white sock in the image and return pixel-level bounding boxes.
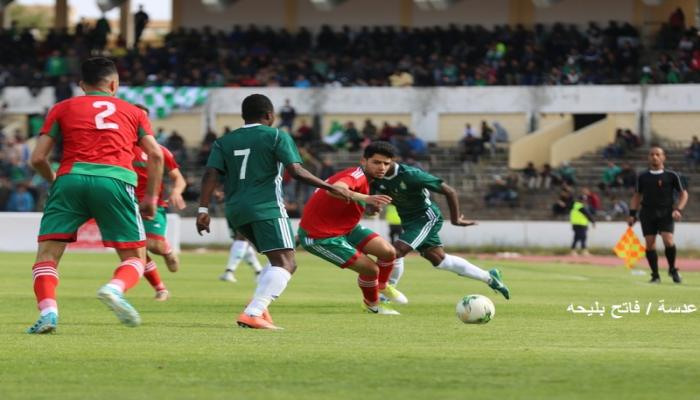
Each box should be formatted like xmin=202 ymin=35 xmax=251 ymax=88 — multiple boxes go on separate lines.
xmin=256 ymin=264 xmax=271 ymax=284
xmin=244 ymin=266 xmax=292 ymax=317
xmin=244 ymin=245 xmax=263 ymax=273
xmin=390 ymin=257 xmax=405 ymax=286
xmin=436 ymin=254 xmax=490 ymax=283
xmin=226 ymin=240 xmax=248 ymax=272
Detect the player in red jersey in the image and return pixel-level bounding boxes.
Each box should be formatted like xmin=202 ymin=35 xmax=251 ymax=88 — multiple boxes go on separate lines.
xmin=298 ymin=141 xmax=407 ymax=314
xmin=133 ymin=105 xmax=186 ymax=301
xmin=26 ymin=57 xmax=164 ymax=334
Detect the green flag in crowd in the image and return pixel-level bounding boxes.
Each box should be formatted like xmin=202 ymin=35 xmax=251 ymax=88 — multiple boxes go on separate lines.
xmin=117 ymin=87 xmax=209 ymax=119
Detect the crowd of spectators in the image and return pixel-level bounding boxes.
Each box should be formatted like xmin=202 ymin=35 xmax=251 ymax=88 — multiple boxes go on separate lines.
xmin=459 ymin=120 xmax=509 ymax=163
xmin=499 ymin=140 xmax=647 ymax=221
xmin=321 ymin=119 xmax=428 ymax=161
xmin=685 ymin=135 xmax=700 ymax=168
xmin=537 ymin=132 xmax=687 ymax=222
xmin=602 ymin=128 xmax=642 ymax=159
xmin=483 ymin=173 xmax=520 ymax=207
xmin=2 ymin=18 xmax=700 ymax=90
xmin=0 ymin=127 xmax=49 ymax=212
xmin=652 ymin=7 xmax=700 ymax=84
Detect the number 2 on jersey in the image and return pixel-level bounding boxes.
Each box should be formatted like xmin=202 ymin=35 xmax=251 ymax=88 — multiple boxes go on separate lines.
xmin=234 ymin=148 xmax=251 ymax=179
xmin=93 ymin=101 xmax=120 ymax=130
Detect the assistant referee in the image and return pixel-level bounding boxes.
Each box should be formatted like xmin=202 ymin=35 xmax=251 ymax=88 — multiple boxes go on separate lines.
xmin=627 ymin=145 xmax=688 ymax=284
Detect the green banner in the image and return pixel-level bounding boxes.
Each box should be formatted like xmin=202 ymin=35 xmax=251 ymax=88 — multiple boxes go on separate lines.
xmin=117 ymin=87 xmax=209 ymax=119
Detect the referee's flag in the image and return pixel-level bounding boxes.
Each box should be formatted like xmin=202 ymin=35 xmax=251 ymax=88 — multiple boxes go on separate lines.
xmin=614 ymin=228 xmax=646 ymax=269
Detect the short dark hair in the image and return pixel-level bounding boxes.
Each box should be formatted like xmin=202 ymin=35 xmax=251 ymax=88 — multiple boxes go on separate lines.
xmin=81 ymin=57 xmax=117 ymax=86
xmin=649 ymin=143 xmax=665 ymax=153
xmin=363 ymin=141 xmax=398 ymax=159
xmin=241 ymin=94 xmax=273 ymax=121
xmin=134 ymin=104 xmax=150 ymax=115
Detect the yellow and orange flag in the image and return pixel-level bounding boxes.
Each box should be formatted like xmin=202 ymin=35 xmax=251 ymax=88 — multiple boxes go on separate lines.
xmin=614 ymin=228 xmax=646 ymax=269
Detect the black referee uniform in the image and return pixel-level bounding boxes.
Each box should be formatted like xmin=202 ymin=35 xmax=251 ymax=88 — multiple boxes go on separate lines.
xmin=636 ymin=170 xmax=684 ymax=236
xmin=635 ymin=169 xmax=685 ymax=281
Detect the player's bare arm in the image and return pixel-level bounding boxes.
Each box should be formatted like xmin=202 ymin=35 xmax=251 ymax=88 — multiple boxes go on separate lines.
xmin=167 ymin=168 xmax=187 ymax=210
xmin=328 ymin=181 xmax=392 ymax=207
xmin=285 ymin=163 xmax=353 ymax=201
xmin=196 ymin=167 xmax=220 ymax=235
xmin=673 ymin=189 xmax=689 ymax=221
xmin=138 ymin=135 xmax=164 ymax=220
xmin=627 ymin=192 xmax=641 ymax=226
xmin=438 ymin=182 xmax=477 ymax=227
xmin=30 ymin=135 xmax=57 ymax=183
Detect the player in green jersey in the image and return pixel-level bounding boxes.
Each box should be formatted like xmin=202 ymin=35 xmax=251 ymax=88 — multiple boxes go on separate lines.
xmin=196 ymin=94 xmax=351 ymax=330
xmin=371 ymin=142 xmax=510 ymax=301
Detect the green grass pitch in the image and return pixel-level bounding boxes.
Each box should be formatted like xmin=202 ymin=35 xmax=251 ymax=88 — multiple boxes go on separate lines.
xmin=1 ymin=251 xmax=699 ymax=400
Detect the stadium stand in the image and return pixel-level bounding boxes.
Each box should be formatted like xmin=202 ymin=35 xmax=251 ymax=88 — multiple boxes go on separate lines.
xmin=2 ymin=4 xmax=699 ymax=221
xmin=1 ymin=21 xmax=700 ymax=88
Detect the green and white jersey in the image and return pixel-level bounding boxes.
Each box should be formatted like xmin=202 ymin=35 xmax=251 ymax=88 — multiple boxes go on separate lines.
xmin=206 ymin=123 xmax=302 ymax=227
xmin=371 ymin=163 xmax=444 ymax=221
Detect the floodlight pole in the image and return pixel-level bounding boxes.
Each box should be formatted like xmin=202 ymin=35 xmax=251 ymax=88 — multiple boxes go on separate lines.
xmin=55 ymin=0 xmax=68 ymax=29
xmin=120 ymin=0 xmax=133 ymax=47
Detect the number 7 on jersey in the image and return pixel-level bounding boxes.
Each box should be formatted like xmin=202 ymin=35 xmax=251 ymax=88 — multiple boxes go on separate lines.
xmin=234 ymin=148 xmax=251 ymax=179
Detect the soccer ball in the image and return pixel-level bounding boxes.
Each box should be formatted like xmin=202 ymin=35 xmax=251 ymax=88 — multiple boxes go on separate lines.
xmin=456 ymin=294 xmax=495 ymax=324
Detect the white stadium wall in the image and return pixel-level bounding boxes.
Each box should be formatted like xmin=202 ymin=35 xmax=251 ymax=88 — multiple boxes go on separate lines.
xmin=204 ymin=85 xmax=700 ymax=143
xmin=176 ymin=218 xmax=700 ymax=250
xmin=3 ymin=214 xmax=699 ymax=251
xmin=0 ymin=215 xmax=652 ymax=250
xmin=3 ymin=85 xmax=700 ymax=144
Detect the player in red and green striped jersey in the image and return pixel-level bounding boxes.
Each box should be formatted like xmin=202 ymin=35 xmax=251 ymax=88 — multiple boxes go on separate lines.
xmin=298 ymin=142 xmax=405 ymax=314
xmin=27 ymin=57 xmax=164 ymax=334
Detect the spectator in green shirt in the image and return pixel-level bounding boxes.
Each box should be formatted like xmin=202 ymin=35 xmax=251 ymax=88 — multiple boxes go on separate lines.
xmin=601 ymin=161 xmax=622 ymax=193
xmin=45 ymin=51 xmax=67 ymax=82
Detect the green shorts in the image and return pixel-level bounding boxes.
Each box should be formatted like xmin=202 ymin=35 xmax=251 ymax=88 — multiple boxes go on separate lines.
xmin=143 ymin=206 xmax=167 ymax=241
xmin=38 ymin=174 xmax=146 ymax=249
xmin=230 ymin=217 xmax=294 ymax=253
xmin=398 ymin=207 xmax=444 ymax=252
xmin=226 ymin=219 xmax=247 ymax=241
xmin=298 ymin=225 xmax=379 ymax=268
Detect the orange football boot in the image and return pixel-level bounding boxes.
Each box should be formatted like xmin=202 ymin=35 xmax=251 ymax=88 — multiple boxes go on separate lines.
xmin=237 ymin=313 xmax=282 ymax=330
xmin=261 ymin=308 xmax=274 ymax=324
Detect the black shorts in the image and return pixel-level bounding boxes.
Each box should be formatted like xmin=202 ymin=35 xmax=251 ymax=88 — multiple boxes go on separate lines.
xmin=640 ymin=208 xmax=674 ymax=236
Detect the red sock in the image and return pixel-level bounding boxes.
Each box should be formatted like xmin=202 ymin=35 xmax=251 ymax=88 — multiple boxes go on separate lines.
xmin=143 ymin=261 xmax=166 ymax=291
xmin=32 ymin=261 xmax=59 ymax=314
xmin=377 ymin=258 xmax=395 ymax=290
xmin=109 ymin=258 xmax=145 ymax=293
xmin=358 ymin=274 xmax=379 ymax=306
